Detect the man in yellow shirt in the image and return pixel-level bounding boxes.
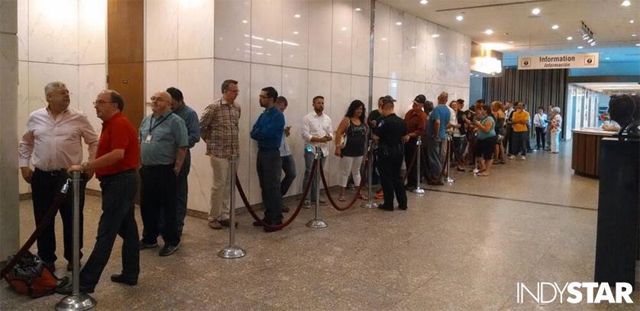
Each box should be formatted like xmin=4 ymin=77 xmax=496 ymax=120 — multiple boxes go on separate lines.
xmin=509 ymin=102 xmax=530 ymax=160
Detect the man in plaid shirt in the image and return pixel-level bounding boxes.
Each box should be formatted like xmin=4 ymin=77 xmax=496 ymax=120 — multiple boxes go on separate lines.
xmin=199 ymin=79 xmax=240 ymax=229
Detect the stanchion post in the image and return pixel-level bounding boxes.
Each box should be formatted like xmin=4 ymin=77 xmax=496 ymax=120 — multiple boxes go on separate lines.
xmin=362 ymin=139 xmax=378 ymax=208
xmin=218 ymin=155 xmax=246 ymax=259
xmin=56 ymin=171 xmax=96 ymax=311
xmin=413 ymin=136 xmax=425 ymax=195
xmin=307 ymin=147 xmax=328 ymax=228
xmin=446 ymin=134 xmax=455 ymax=185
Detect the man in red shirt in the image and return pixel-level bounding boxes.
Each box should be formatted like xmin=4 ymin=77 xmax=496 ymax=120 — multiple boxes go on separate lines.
xmin=58 ymin=89 xmax=140 ymax=294
xmin=404 ymin=95 xmax=427 ymax=190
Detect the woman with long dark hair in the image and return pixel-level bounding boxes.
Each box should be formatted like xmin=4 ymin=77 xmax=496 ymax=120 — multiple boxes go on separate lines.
xmin=335 ymin=100 xmax=367 ymax=201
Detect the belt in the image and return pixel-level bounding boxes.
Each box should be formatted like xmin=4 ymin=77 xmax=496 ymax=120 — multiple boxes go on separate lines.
xmin=34 ymin=168 xmax=67 ymax=176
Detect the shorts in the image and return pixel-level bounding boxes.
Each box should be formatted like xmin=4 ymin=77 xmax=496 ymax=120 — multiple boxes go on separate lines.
xmin=474 ymin=136 xmax=497 ymax=160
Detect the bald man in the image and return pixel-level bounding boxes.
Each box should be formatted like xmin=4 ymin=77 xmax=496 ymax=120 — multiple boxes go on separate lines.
xmin=138 ymin=91 xmax=188 ymax=256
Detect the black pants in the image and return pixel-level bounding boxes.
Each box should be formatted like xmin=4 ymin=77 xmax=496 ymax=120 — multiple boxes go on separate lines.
xmin=378 ymin=147 xmax=407 ymax=208
xmin=280 ymin=154 xmax=296 ymax=196
xmin=511 ymin=131 xmax=529 ymax=156
xmin=404 ymin=140 xmax=419 ymax=187
xmin=31 ymin=168 xmax=86 ymax=264
xmin=535 ymin=127 xmax=546 ymax=149
xmin=80 ymin=170 xmax=139 ymax=290
xmin=257 ymin=149 xmax=283 ymax=224
xmin=140 ymin=165 xmax=179 ymax=246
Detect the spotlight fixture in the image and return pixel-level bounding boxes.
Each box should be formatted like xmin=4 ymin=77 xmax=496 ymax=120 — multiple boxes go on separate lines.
xmin=420 ymin=0 xmax=428 ymax=4
xmin=552 ymin=24 xmax=559 ymax=30
xmin=577 ymin=46 xmax=584 ymax=49
xmin=456 ymin=15 xmax=464 ymax=21
xmin=531 ymin=8 xmax=541 ymax=15
xmin=631 ymin=20 xmax=635 ymax=24
xmin=579 ymin=21 xmax=596 ymax=47
xmin=566 ymin=36 xmax=573 ymax=40
xmin=484 ymin=29 xmax=494 ymax=35
xmin=621 ymin=0 xmax=631 ymax=6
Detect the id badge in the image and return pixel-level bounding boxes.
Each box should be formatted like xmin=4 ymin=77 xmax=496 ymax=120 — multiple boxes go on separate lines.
xmin=145 ymin=134 xmax=152 ymax=143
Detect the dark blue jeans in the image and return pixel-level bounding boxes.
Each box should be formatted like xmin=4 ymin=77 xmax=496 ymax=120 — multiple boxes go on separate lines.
xmin=31 ymin=168 xmax=86 ymax=264
xmin=426 ymin=137 xmax=443 ymax=182
xmin=80 ymin=170 xmax=139 ymax=290
xmin=257 ymin=150 xmax=283 ymax=224
xmin=303 ymin=150 xmax=326 ymax=202
xmin=280 ymin=154 xmax=296 ymax=196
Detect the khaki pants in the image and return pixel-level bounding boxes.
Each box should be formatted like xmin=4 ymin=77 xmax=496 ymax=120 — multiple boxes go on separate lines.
xmin=209 ymin=156 xmax=230 ymax=221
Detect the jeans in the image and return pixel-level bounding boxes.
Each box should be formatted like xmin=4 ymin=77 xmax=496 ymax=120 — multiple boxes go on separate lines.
xmin=378 ymin=148 xmax=407 ymax=208
xmin=426 ymin=137 xmax=443 ymax=182
xmin=80 ymin=170 xmax=139 ymax=290
xmin=511 ymin=131 xmax=528 ymax=156
xmin=31 ymin=168 xmax=86 ymax=264
xmin=452 ymin=136 xmax=467 ymax=165
xmin=280 ymin=155 xmax=297 ymax=196
xmin=535 ymin=127 xmax=546 ymax=149
xmin=257 ymin=150 xmax=283 ymax=224
xmin=140 ymin=165 xmax=179 ymax=246
xmin=302 ymin=151 xmax=326 ymax=202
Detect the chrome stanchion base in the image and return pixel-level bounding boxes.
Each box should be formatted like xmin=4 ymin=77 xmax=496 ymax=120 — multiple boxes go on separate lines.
xmin=362 ymin=201 xmax=378 ymax=208
xmin=56 ymin=294 xmax=97 ymax=311
xmin=413 ymin=187 xmax=425 ymax=195
xmin=446 ymin=177 xmax=455 ymax=185
xmin=218 ymin=246 xmax=246 ymax=259
xmin=306 ymin=218 xmax=328 ymax=228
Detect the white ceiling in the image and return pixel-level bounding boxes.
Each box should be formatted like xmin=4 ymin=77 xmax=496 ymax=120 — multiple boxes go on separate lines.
xmin=379 ymin=0 xmax=640 ymax=52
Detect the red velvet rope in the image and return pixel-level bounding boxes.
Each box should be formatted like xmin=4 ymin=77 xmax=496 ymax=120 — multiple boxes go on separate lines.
xmin=318 ymin=152 xmax=370 ymax=211
xmin=235 ymin=159 xmax=318 ymax=230
xmin=403 ymin=144 xmax=419 ymax=183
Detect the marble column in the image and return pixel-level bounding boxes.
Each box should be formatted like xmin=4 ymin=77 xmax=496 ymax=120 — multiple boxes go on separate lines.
xmin=0 ymin=0 xmax=20 ymax=261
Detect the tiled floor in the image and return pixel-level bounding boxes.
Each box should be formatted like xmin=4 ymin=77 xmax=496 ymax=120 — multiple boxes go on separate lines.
xmin=2 ymin=144 xmax=637 ymax=310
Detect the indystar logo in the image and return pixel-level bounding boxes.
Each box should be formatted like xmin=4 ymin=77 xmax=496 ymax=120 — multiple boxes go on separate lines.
xmin=516 ymin=282 xmax=633 ymax=304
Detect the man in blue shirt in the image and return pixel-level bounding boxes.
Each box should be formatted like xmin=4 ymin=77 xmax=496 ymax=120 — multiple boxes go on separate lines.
xmin=166 ymin=87 xmax=200 ymax=238
xmin=250 ymin=87 xmax=285 ymax=232
xmin=426 ymin=91 xmax=451 ymax=185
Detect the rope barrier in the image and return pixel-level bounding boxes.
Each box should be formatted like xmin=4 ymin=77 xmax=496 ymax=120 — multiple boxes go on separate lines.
xmin=318 ymin=152 xmax=370 ymax=211
xmin=403 ymin=143 xmax=419 ymax=183
xmin=235 ymin=159 xmax=318 ymax=230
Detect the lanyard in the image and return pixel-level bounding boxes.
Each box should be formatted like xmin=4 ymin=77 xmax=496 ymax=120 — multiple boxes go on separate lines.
xmin=149 ymin=113 xmax=170 ymax=133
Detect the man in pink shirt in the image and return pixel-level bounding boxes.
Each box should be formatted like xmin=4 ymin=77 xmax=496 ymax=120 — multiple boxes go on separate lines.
xmin=18 ymin=81 xmax=98 ymax=272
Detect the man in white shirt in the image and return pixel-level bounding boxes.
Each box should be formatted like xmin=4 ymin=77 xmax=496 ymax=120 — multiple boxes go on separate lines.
xmin=18 ymin=81 xmax=98 ymax=271
xmin=301 ymin=95 xmax=333 ymax=206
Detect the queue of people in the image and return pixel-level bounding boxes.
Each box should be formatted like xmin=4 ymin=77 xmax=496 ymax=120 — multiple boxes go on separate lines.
xmin=18 ymin=80 xmax=564 ymax=295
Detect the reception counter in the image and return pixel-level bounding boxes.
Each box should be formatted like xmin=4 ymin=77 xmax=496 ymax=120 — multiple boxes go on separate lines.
xmin=571 ymin=128 xmax=616 ymax=178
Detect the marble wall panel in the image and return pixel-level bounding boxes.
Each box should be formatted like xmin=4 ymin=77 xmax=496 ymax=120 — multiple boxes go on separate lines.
xmin=401 ymin=14 xmax=416 ymax=82
xmin=78 ymin=64 xmax=105 ymax=191
xmin=145 ymin=0 xmax=178 ymax=61
xmin=17 ymin=0 xmax=27 ymax=60
xmin=214 ymin=0 xmax=250 ymax=62
xmin=78 ymin=0 xmax=106 ymax=64
xmin=28 ymin=0 xmax=78 ymax=64
xmin=307 ymin=0 xmax=332 ymax=71
xmin=178 ymin=0 xmax=214 ymax=59
xmin=387 ymin=7 xmax=403 ymax=80
xmin=372 ymin=77 xmax=389 ymax=103
xmin=145 ymin=60 xmax=178 ymax=105
xmin=351 ymin=0 xmax=370 ymax=76
xmin=372 ymin=1 xmax=389 ymax=78
xmin=251 ymin=0 xmax=282 ymax=66
xmin=415 ymin=19 xmax=427 ymax=83
xmin=27 ymin=62 xmax=78 ymax=113
xmin=350 ymin=75 xmax=368 ymax=105
xmin=282 ymin=0 xmax=308 ymax=69
xmin=328 ymin=72 xmax=351 ymax=184
xmin=281 ymin=67 xmax=308 ymax=195
xmin=331 ymin=0 xmax=352 ymax=74
xmin=0 ymin=0 xmax=17 ymax=33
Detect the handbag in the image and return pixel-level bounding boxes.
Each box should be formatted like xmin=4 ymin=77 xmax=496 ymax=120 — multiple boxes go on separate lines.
xmin=4 ymin=251 xmax=58 ymax=298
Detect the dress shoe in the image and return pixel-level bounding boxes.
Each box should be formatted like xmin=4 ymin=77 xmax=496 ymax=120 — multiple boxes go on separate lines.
xmin=208 ymin=220 xmax=223 ymax=229
xmin=56 ymin=278 xmax=94 ymax=295
xmin=398 ymin=205 xmax=408 ymax=210
xmin=110 ymin=274 xmax=138 ymax=286
xmin=66 ymin=261 xmax=81 ymax=272
xmin=139 ymin=240 xmax=158 ymax=250
xmin=43 ymin=261 xmax=56 ymax=272
xmin=159 ymin=244 xmax=179 ymax=257
xmin=426 ymin=180 xmax=444 ymax=186
xmin=263 ymin=223 xmax=283 ymax=233
xmin=253 ymin=219 xmax=267 ymax=227
xmin=282 ymin=206 xmax=290 ymax=213
xmin=377 ymin=204 xmax=394 ymax=211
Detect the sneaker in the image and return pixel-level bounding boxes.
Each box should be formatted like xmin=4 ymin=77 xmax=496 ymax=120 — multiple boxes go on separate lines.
xmin=508 ymin=155 xmax=516 ymax=160
xmin=139 ymin=240 xmax=158 ymax=250
xmin=208 ymin=220 xmax=223 ymax=230
xmin=159 ymin=244 xmax=179 ymax=257
xmin=519 ymin=155 xmax=526 ymax=160
xmin=303 ymin=200 xmax=311 ymax=208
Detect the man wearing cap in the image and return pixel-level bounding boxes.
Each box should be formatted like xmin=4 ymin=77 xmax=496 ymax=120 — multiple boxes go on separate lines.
xmin=425 ymin=91 xmax=451 ymax=185
xmin=166 ymin=87 xmax=200 ymax=238
xmin=138 ymin=91 xmax=188 ymax=256
xmin=373 ymin=97 xmax=408 ymax=211
xmin=403 ymin=95 xmax=427 ymax=190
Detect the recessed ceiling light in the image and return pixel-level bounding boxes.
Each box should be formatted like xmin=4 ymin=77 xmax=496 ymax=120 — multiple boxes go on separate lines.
xmin=396 ymin=21 xmax=402 ymax=26
xmin=590 ymin=42 xmax=596 ymax=46
xmin=633 ymin=34 xmax=638 ymax=37
xmin=484 ymin=29 xmax=494 ymax=35
xmin=432 ymin=34 xmax=440 ymax=38
xmin=381 ymin=37 xmax=387 ymax=41
xmin=294 ymin=14 xmax=301 ymax=18
xmin=636 ymin=43 xmax=640 ymax=46
xmin=242 ymin=20 xmax=248 ymax=24
xmin=621 ymin=0 xmax=631 ymax=6
xmin=420 ymin=0 xmax=428 ymax=4
xmin=293 ymin=31 xmax=299 ymax=35
xmin=566 ymin=36 xmax=573 ymax=40
xmin=341 ymin=26 xmax=348 ymax=31
xmin=456 ymin=15 xmax=464 ymax=21
xmin=551 ymin=24 xmax=559 ymax=30
xmin=630 ymin=20 xmax=635 ymax=24
xmin=531 ymin=8 xmax=541 ymax=15
xmin=355 ymin=7 xmax=362 ymax=11
xmin=439 ymin=52 xmax=444 ymax=56
xmin=577 ymin=46 xmax=584 ymax=49
xmin=605 ymin=57 xmax=610 ymax=60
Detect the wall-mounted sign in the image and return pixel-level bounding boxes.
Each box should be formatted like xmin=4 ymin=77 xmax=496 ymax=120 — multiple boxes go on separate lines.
xmin=518 ymin=53 xmax=599 ymax=70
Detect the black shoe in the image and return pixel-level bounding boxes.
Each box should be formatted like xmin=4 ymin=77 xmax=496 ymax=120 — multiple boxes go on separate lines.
xmin=406 ymin=186 xmax=416 ymax=191
xmin=218 ymin=219 xmax=238 ymax=228
xmin=398 ymin=205 xmax=408 ymax=210
xmin=66 ymin=261 xmax=82 ymax=272
xmin=377 ymin=204 xmax=394 ymax=211
xmin=56 ymin=278 xmax=94 ymax=295
xmin=110 ymin=274 xmax=138 ymax=286
xmin=282 ymin=206 xmax=290 ymax=213
xmin=263 ymin=223 xmax=283 ymax=233
xmin=139 ymin=240 xmax=158 ymax=250
xmin=426 ymin=180 xmax=444 ymax=186
xmin=159 ymin=244 xmax=179 ymax=257
xmin=43 ymin=261 xmax=56 ymax=272
xmin=253 ymin=219 xmax=267 ymax=227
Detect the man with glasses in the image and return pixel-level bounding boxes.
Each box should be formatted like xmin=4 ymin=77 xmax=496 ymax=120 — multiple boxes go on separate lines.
xmin=58 ymin=89 xmax=141 ymax=294
xmin=138 ymin=91 xmax=188 ymax=256
xmin=19 ymin=81 xmax=98 ymax=272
